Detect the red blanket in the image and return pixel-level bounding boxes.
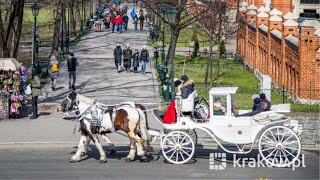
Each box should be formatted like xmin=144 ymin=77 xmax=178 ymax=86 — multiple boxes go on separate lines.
xmin=163 ymin=101 xmax=176 ymax=124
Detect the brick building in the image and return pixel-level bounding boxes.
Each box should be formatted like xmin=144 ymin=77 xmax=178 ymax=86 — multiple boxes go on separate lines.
xmin=236 ymin=2 xmax=320 ymax=103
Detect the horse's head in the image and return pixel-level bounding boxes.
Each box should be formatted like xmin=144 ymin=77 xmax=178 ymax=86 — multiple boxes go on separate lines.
xmin=59 ymin=91 xmax=78 ymax=113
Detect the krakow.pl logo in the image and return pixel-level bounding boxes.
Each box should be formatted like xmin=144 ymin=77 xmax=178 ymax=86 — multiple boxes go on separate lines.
xmin=209 ymin=153 xmax=306 ymax=171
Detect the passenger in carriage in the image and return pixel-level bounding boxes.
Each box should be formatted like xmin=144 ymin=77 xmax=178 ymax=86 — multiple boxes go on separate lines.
xmin=179 ymin=75 xmax=194 ymax=99
xmin=260 ymin=93 xmax=271 ymax=111
xmin=237 ymin=95 xmax=264 ymax=117
xmin=213 ymin=98 xmax=226 ymax=115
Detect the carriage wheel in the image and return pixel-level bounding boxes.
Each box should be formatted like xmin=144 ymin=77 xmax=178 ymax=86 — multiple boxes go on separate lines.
xmin=161 ymin=131 xmax=195 ymax=165
xmin=164 ymin=129 xmax=198 ymax=146
xmin=258 ymin=126 xmax=301 ymax=167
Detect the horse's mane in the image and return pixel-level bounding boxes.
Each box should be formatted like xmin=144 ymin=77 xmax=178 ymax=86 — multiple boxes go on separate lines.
xmin=76 ymin=93 xmax=94 ymax=105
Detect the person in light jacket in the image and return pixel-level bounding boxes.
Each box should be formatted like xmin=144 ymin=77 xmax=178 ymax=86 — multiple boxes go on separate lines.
xmin=28 ymin=69 xmax=42 ymax=119
xmin=48 ymin=55 xmax=59 ymax=91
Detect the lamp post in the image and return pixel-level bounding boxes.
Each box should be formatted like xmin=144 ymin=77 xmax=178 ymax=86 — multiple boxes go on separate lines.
xmin=31 ymin=2 xmax=40 ymax=71
xmin=160 ymin=5 xmax=166 ymax=65
xmin=166 ymin=7 xmax=177 ymax=100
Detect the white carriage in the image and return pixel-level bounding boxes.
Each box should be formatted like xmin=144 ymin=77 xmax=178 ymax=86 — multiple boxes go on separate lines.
xmin=149 ymin=87 xmax=303 ymax=167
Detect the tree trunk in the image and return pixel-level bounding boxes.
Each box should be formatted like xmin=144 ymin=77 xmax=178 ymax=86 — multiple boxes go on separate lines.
xmin=75 ymin=0 xmax=82 ymax=31
xmin=216 ymin=13 xmax=222 ymax=87
xmin=166 ymin=28 xmax=179 ymax=65
xmin=69 ymin=0 xmax=76 ymax=35
xmin=0 ymin=0 xmax=25 ymax=58
xmin=51 ymin=0 xmax=62 ymax=54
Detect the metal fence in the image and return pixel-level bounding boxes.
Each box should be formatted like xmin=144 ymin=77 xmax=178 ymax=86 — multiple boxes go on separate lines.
xmin=193 ymin=85 xmax=320 ymax=113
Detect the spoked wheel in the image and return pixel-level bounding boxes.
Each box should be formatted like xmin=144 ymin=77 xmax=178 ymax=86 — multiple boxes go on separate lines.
xmin=161 ymin=131 xmax=195 ymax=164
xmin=258 ymin=126 xmax=301 ymax=167
xmin=164 ymin=129 xmax=198 ymax=146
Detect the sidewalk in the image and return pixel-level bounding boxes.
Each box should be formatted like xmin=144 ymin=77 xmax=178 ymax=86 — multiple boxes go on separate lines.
xmin=0 ymin=5 xmax=162 ymax=147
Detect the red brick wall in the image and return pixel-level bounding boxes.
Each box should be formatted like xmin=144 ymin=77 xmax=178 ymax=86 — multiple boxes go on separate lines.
xmin=236 ymin=6 xmax=320 ymax=101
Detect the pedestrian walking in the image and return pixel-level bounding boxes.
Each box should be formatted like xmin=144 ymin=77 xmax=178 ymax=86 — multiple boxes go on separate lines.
xmin=104 ymin=13 xmax=111 ymax=29
xmin=132 ymin=49 xmax=140 ymax=73
xmin=115 ymin=14 xmax=123 ymax=33
xmin=140 ymin=45 xmax=149 ymax=74
xmin=133 ymin=14 xmax=138 ymax=31
xmin=67 ymin=53 xmax=78 ymax=90
xmin=48 ymin=55 xmax=59 ymax=91
xmin=114 ymin=44 xmax=123 ymax=73
xmin=28 ymin=69 xmax=42 ymax=119
xmin=130 ymin=9 xmax=136 ymax=19
xmin=139 ymin=14 xmax=145 ymax=31
xmin=122 ymin=14 xmax=129 ymax=31
xmin=123 ymin=44 xmax=133 ymax=73
xmin=111 ymin=13 xmax=116 ymax=33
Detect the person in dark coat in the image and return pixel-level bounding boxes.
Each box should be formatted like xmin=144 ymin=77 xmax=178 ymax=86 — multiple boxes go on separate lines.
xmin=140 ymin=45 xmax=149 ymax=74
xmin=67 ymin=53 xmax=78 ymax=90
xmin=260 ymin=93 xmax=271 ymax=111
xmin=139 ymin=14 xmax=145 ymax=31
xmin=122 ymin=44 xmax=132 ymax=72
xmin=132 ymin=49 xmax=140 ymax=73
xmin=179 ymin=75 xmax=195 ymax=99
xmin=114 ymin=44 xmax=122 ymax=73
xmin=133 ymin=14 xmax=138 ymax=31
xmin=238 ymin=97 xmax=265 ymax=117
xmin=122 ymin=14 xmax=129 ymax=31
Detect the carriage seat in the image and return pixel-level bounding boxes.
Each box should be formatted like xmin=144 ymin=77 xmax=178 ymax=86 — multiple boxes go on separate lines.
xmin=179 ymin=90 xmax=198 ymax=112
xmin=252 ymin=111 xmax=284 ymax=122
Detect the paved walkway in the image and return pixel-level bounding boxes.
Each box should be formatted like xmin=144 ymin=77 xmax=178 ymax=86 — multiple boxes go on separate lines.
xmin=0 ymin=5 xmax=162 ymax=146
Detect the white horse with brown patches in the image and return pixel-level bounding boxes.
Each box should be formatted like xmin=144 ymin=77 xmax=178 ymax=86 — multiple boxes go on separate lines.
xmin=59 ymin=91 xmax=150 ymax=163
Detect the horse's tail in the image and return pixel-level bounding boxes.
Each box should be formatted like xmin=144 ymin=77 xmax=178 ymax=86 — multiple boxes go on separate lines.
xmin=138 ymin=104 xmax=149 ymax=130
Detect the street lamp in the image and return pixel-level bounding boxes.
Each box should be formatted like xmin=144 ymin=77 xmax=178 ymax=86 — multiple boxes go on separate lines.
xmin=159 ymin=4 xmax=166 ymax=65
xmin=166 ymin=7 xmax=177 ymax=100
xmin=31 ymin=2 xmax=40 ymax=72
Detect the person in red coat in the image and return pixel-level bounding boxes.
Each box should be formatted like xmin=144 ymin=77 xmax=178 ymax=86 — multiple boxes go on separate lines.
xmin=115 ymin=15 xmax=123 ymax=33
xmin=111 ymin=14 xmax=116 ymax=33
xmin=163 ymin=100 xmax=176 ymax=124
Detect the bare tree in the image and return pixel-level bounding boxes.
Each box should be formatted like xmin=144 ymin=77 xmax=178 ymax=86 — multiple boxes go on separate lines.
xmin=0 ymin=0 xmax=25 ymax=58
xmin=141 ymin=0 xmax=206 ymax=64
xmin=51 ymin=0 xmax=62 ymax=55
xmin=194 ymin=0 xmax=237 ymax=87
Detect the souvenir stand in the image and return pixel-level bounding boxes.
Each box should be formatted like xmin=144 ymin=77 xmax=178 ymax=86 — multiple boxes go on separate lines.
xmin=0 ymin=58 xmax=27 ymax=119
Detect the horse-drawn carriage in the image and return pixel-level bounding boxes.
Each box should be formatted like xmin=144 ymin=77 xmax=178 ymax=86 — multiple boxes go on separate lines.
xmin=61 ymin=87 xmax=302 ymax=167
xmin=148 ymin=87 xmax=303 ymax=166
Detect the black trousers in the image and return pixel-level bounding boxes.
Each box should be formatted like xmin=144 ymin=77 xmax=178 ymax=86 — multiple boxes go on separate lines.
xmin=31 ymin=96 xmax=38 ymax=117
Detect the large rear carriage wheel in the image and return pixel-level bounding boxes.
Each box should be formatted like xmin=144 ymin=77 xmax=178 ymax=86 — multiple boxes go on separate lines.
xmin=258 ymin=126 xmax=301 ymax=167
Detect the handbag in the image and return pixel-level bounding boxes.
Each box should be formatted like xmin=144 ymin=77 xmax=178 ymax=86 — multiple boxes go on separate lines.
xmin=25 ymin=85 xmax=31 ymax=95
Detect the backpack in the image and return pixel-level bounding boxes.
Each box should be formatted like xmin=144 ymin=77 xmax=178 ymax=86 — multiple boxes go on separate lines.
xmin=52 ymin=63 xmax=59 ymax=73
xmin=192 ymin=99 xmax=209 ymax=120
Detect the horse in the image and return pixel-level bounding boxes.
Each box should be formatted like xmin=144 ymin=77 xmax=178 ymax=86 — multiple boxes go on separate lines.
xmin=59 ymin=91 xmax=150 ymax=163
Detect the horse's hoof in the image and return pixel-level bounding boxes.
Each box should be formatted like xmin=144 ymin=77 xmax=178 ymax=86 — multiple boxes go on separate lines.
xmin=98 ymin=158 xmax=107 ymax=164
xmin=69 ymin=159 xmax=78 ymax=163
xmin=110 ymin=149 xmax=116 ymax=155
xmin=125 ymin=158 xmax=134 ymax=163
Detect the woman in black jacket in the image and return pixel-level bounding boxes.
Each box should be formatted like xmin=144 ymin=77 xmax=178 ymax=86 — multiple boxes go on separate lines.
xmin=132 ymin=49 xmax=140 ymax=73
xmin=122 ymin=44 xmax=133 ymax=72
